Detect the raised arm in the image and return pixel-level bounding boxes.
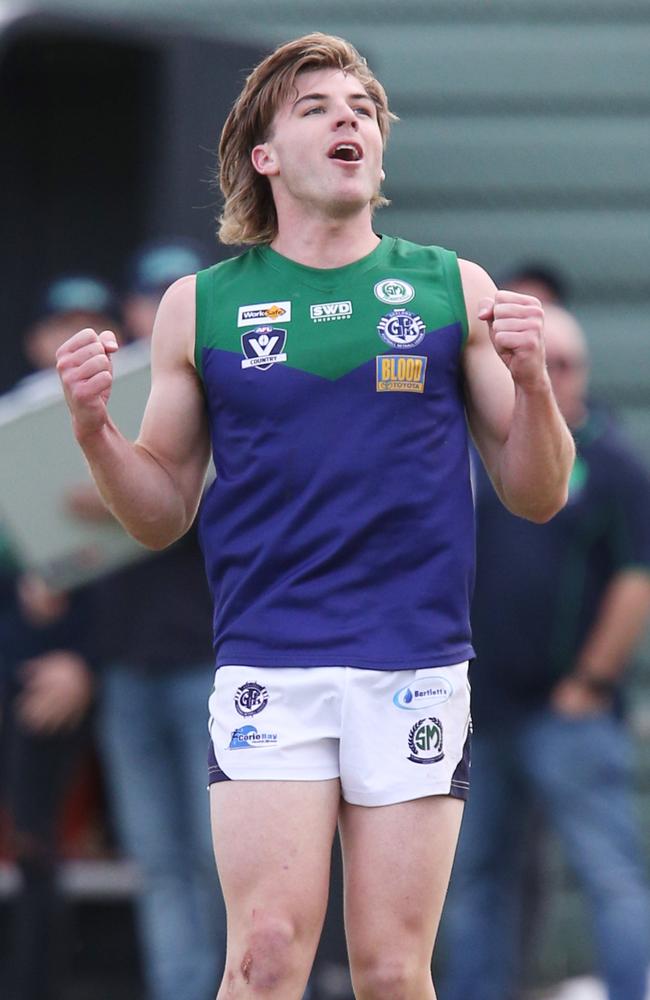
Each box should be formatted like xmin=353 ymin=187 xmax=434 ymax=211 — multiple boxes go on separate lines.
xmin=56 ymin=275 xmax=211 ymax=549
xmin=459 ymin=259 xmax=574 ymax=522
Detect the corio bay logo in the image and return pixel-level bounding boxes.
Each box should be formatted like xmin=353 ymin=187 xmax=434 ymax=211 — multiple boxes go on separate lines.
xmin=393 ymin=676 xmax=453 ymax=710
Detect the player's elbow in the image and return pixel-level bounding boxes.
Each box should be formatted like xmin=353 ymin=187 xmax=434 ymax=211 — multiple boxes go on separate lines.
xmin=514 ymin=485 xmax=569 ymax=524
xmin=121 ymin=509 xmax=190 ymax=551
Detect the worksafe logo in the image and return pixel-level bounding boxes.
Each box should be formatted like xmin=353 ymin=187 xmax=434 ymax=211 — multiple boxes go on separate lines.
xmin=241 ymin=327 xmax=287 ymax=371
xmin=309 ymin=300 xmax=353 ymax=322
xmin=238 ymin=301 xmax=291 ymax=327
xmin=407 ymin=718 xmax=445 ymax=764
xmin=376 ymin=355 xmax=427 ymax=393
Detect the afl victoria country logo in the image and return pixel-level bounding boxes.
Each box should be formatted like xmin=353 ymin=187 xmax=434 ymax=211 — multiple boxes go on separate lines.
xmin=374 ymin=278 xmax=415 ymax=305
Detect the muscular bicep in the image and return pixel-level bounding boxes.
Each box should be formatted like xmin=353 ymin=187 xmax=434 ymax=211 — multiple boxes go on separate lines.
xmin=135 ymin=276 xmax=211 ymax=521
xmin=459 ymin=259 xmax=515 ymax=487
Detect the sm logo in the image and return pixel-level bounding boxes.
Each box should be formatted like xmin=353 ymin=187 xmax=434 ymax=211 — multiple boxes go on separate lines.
xmin=407 ymin=718 xmax=445 ymax=764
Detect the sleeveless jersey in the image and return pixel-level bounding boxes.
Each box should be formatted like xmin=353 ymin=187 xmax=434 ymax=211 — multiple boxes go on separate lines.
xmin=195 ymin=235 xmax=476 ymax=670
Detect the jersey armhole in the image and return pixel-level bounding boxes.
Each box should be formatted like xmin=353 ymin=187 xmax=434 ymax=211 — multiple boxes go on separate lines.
xmin=441 ymin=249 xmax=470 ymax=347
xmin=194 ymin=267 xmax=213 ymax=379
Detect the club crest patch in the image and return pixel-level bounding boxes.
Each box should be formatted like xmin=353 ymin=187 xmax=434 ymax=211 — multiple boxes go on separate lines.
xmin=234 ymin=682 xmax=269 ymax=717
xmin=407 ymin=717 xmax=445 ymax=764
xmin=376 ymin=355 xmax=427 ymax=393
xmin=241 ymin=327 xmax=287 ymax=371
xmin=377 ymin=309 xmax=426 ymax=349
xmin=374 ymin=278 xmax=415 ymax=305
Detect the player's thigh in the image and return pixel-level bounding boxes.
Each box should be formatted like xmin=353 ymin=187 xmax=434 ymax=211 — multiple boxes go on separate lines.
xmin=340 ymin=794 xmax=464 ymax=963
xmin=211 ymin=778 xmax=340 ymax=941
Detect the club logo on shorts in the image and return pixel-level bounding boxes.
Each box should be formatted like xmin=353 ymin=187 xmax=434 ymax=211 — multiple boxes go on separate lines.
xmin=376 ymin=355 xmax=427 ymax=393
xmin=374 ymin=278 xmax=415 ymax=305
xmin=241 ymin=327 xmax=287 ymax=371
xmin=377 ymin=309 xmax=426 ymax=349
xmin=238 ymin=301 xmax=291 ymax=326
xmin=407 ymin=718 xmax=445 ymax=764
xmin=393 ymin=677 xmax=453 ymax=710
xmin=228 ymin=725 xmax=278 ymax=749
xmin=234 ymin=681 xmax=269 ymax=717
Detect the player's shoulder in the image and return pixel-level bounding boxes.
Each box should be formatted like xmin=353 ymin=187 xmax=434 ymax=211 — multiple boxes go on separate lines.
xmin=150 ymin=275 xmax=197 ymax=366
xmin=159 ymin=273 xmax=197 ymax=307
xmin=457 ymin=258 xmax=495 ymax=296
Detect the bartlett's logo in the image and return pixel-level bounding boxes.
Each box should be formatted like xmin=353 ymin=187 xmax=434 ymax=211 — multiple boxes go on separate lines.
xmin=238 ymin=301 xmax=291 ymax=327
xmin=407 ymin=718 xmax=445 ymax=764
xmin=376 ymin=355 xmax=427 ymax=394
xmin=393 ymin=676 xmax=453 ymax=709
xmin=310 ymin=300 xmax=353 ymax=322
xmin=241 ymin=327 xmax=287 ymax=371
xmin=374 ymin=278 xmax=415 ymax=305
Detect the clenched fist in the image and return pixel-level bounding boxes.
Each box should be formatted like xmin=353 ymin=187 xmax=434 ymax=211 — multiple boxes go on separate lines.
xmin=56 ymin=328 xmax=119 ymax=439
xmin=478 ymin=290 xmax=547 ymax=390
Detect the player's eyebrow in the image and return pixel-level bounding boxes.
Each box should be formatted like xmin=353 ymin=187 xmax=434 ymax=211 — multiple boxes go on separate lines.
xmin=292 ymin=91 xmax=373 ymax=108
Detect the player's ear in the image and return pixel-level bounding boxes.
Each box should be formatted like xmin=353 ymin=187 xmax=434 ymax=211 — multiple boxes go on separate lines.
xmin=251 ymin=143 xmax=279 ymax=177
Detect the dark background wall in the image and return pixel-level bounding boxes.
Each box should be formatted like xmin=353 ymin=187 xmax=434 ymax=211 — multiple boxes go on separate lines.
xmin=0 ymin=10 xmax=262 ymax=391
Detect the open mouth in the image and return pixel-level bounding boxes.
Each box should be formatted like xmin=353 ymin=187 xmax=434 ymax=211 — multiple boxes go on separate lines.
xmin=328 ymin=142 xmax=363 ymax=162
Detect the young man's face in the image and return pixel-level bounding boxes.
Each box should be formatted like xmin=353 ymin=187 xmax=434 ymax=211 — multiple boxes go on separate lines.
xmin=254 ymin=68 xmax=384 ymax=220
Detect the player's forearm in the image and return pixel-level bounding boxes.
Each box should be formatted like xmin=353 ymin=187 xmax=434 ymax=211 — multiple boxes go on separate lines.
xmin=75 ymin=417 xmax=191 ymax=549
xmin=496 ymin=378 xmax=575 ymax=523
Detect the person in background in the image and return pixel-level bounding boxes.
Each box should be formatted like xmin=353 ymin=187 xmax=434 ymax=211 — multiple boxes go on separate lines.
xmin=491 ymin=259 xmax=571 ymax=965
xmin=121 ymin=238 xmax=212 ymax=343
xmin=494 ymin=261 xmax=569 ymax=307
xmin=440 ymin=303 xmax=650 ymax=1000
xmin=87 ymin=238 xmax=227 ymax=1000
xmin=0 ymin=275 xmax=119 ymax=1000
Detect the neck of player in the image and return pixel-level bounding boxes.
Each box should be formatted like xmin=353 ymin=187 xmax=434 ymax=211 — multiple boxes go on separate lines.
xmin=271 ymin=205 xmax=380 ymax=270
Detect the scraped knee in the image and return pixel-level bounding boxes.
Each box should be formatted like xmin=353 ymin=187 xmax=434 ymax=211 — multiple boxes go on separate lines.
xmin=238 ymin=916 xmax=297 ymax=993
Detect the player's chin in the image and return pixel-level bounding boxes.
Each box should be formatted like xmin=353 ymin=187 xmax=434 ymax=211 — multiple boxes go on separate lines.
xmin=327 ymin=183 xmax=376 ymax=216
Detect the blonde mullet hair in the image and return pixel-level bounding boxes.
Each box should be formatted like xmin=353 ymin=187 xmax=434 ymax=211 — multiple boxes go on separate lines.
xmin=218 ymin=32 xmax=397 ymax=246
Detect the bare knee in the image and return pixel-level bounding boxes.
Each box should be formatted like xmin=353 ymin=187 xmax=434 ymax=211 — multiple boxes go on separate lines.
xmin=352 ymin=953 xmax=428 ymax=1000
xmin=223 ymin=915 xmax=301 ymax=996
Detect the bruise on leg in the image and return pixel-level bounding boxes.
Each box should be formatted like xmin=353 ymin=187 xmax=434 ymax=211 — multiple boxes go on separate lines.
xmin=236 ymin=918 xmax=293 ymax=992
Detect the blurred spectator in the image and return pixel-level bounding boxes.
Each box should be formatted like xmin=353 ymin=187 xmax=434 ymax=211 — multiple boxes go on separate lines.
xmin=486 ymin=257 xmax=577 ymax=974
xmin=87 ymin=237 xmax=227 ymax=1000
xmin=441 ymin=303 xmax=650 ymax=1000
xmin=494 ymin=260 xmax=569 ymax=305
xmin=0 ymin=274 xmax=119 ymax=1000
xmin=122 ymin=237 xmax=212 ymax=341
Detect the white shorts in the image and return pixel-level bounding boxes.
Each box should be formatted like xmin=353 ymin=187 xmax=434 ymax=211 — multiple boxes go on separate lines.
xmin=208 ymin=663 xmax=471 ymax=807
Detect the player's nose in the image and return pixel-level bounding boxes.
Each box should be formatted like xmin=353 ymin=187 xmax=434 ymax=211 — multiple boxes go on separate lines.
xmin=333 ymin=104 xmax=359 ymax=129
